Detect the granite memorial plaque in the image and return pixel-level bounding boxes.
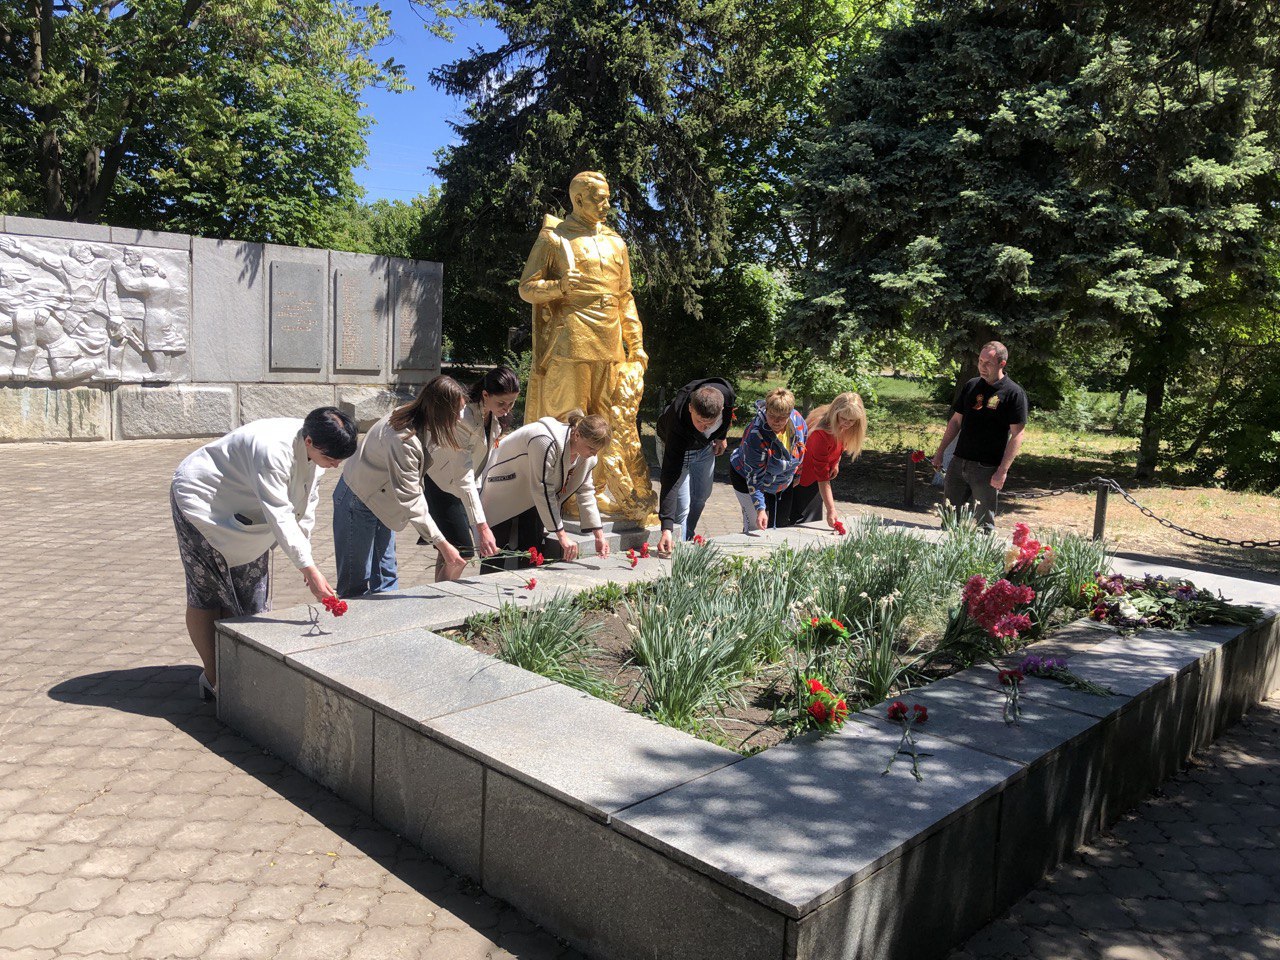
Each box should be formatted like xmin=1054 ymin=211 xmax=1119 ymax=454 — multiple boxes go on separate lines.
xmin=392 ymin=263 xmax=442 ymax=372
xmin=269 ymin=260 xmax=325 ymax=371
xmin=334 ymin=269 xmax=384 ymax=374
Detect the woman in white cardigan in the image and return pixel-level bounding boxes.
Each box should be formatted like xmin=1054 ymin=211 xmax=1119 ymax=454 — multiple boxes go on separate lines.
xmin=333 ymin=376 xmax=469 ymax=597
xmin=421 ymin=366 xmax=521 ymax=581
xmin=171 ymin=407 xmax=359 ymax=696
xmin=479 ymin=410 xmax=612 ymax=570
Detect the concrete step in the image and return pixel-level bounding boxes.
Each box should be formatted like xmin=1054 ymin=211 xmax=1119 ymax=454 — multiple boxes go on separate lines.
xmin=561 ymin=518 xmax=652 ymax=551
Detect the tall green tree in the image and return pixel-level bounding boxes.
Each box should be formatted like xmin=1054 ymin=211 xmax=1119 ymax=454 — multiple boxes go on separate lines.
xmin=0 ymin=0 xmax=406 ymax=244
xmin=419 ymin=0 xmax=877 ymax=386
xmin=793 ymin=0 xmax=1280 ymax=478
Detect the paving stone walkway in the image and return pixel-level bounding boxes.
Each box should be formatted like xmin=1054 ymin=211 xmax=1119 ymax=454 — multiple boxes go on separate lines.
xmin=0 ymin=438 xmax=1276 ymax=959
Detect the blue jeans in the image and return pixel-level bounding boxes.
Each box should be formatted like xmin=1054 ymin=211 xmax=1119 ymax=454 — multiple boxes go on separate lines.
xmin=332 ymin=476 xmax=398 ymax=597
xmin=672 ymin=443 xmax=716 ymax=540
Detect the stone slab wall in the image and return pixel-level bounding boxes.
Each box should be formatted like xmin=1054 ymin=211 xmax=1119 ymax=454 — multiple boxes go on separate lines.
xmin=215 ymin=526 xmax=1280 ymax=960
xmin=0 ymin=215 xmax=443 ymax=441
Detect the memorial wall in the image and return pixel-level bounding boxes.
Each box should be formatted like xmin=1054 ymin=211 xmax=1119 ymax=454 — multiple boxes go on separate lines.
xmin=0 ymin=216 xmax=442 ymax=442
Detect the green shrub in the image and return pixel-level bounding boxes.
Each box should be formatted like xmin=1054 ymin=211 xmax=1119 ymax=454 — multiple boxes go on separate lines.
xmin=493 ymin=594 xmax=614 ymax=699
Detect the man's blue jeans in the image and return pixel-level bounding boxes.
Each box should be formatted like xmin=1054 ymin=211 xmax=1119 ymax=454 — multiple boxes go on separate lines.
xmin=672 ymin=443 xmax=716 ymax=540
xmin=332 ymin=476 xmax=398 ymax=597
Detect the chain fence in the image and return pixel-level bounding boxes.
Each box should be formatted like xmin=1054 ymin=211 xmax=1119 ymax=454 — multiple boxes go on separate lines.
xmin=1000 ymin=477 xmax=1280 ymax=549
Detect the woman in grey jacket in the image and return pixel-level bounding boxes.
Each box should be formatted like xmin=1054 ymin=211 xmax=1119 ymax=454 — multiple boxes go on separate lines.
xmin=479 ymin=411 xmax=612 ymax=570
xmin=333 ymin=377 xmax=469 ymax=596
xmin=421 ymin=366 xmax=520 ymax=580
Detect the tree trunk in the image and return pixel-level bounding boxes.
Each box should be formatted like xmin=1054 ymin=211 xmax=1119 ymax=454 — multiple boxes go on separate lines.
xmin=33 ymin=0 xmax=68 ymax=218
xmin=1135 ymin=359 xmax=1167 ymax=479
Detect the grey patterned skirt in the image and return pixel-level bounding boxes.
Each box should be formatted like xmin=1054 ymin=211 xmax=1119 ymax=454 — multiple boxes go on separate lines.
xmin=170 ymin=487 xmax=271 ymax=615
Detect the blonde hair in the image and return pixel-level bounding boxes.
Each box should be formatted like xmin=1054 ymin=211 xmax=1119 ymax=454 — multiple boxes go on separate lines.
xmin=565 ymin=409 xmax=612 ymax=451
xmin=807 ymin=392 xmax=867 ymax=458
xmin=764 ymin=388 xmax=795 ymax=419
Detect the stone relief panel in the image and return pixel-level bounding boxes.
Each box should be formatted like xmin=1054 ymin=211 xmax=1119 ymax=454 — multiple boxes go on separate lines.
xmin=0 ymin=235 xmax=191 ymax=383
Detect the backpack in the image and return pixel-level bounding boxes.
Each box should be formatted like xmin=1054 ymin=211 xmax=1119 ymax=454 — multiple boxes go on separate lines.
xmin=656 ymin=378 xmax=734 ymax=444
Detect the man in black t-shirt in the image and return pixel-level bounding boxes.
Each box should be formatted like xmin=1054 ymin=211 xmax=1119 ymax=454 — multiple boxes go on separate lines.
xmin=931 ymin=341 xmax=1028 ymax=530
xmin=655 ymin=378 xmax=735 ymax=556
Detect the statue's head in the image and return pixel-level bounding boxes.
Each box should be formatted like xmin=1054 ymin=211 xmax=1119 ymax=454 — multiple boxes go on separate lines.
xmin=140 ymin=257 xmax=162 ymax=278
xmin=71 ymin=243 xmax=96 ymax=263
xmin=569 ymin=171 xmax=611 ymax=225
xmin=123 ymin=248 xmax=142 ymax=267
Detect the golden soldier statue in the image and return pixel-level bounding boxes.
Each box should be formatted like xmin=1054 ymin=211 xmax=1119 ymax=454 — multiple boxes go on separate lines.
xmin=518 ymin=171 xmax=658 ymax=524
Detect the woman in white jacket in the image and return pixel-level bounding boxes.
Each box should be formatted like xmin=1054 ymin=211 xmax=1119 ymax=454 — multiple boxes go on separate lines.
xmin=422 ymin=366 xmax=520 ymax=581
xmin=333 ymin=376 xmax=469 ymax=597
xmin=171 ymin=407 xmax=358 ymax=697
xmin=479 ymin=410 xmax=612 ymax=570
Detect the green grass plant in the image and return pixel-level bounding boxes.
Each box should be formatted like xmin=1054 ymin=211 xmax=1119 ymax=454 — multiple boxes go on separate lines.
xmin=493 ymin=593 xmax=616 ymax=700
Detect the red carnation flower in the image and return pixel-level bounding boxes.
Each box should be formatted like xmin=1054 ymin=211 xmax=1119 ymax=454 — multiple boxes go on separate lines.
xmin=808 ymin=701 xmax=829 ymax=724
xmin=806 ymin=678 xmax=826 ymax=694
xmin=998 ymin=669 xmax=1024 ymax=686
xmin=887 ymin=701 xmax=909 ymax=722
xmin=321 ymin=596 xmax=348 ymax=617
xmin=627 ymin=549 xmax=638 ymax=568
xmin=692 ymin=535 xmax=706 ymax=546
xmin=910 ymin=450 xmax=926 ymax=463
xmin=527 ymin=546 xmax=545 ymax=567
xmin=524 ymin=578 xmax=537 ymax=590
xmin=832 ymin=619 xmax=845 ymax=631
xmin=640 ymin=542 xmax=650 ymax=558
xmin=811 ymin=616 xmax=820 ymax=628
xmin=913 ymin=704 xmax=928 ymax=723
xmin=834 ymin=699 xmax=848 ymax=720
xmin=833 ymin=519 xmax=847 ymax=536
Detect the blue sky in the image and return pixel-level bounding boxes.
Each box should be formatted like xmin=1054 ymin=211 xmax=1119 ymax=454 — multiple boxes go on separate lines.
xmin=355 ymin=1 xmax=506 ymax=203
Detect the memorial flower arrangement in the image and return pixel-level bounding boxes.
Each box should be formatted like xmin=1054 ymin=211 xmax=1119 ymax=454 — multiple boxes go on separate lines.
xmin=936 ymin=574 xmax=1037 ymax=665
xmin=883 ymin=700 xmax=929 ymax=781
xmin=800 ymin=677 xmax=849 ymax=731
xmin=1082 ymin=573 xmax=1261 ymax=631
xmin=1004 ymin=523 xmax=1054 ymax=579
xmin=305 ymin=595 xmax=348 ymax=634
xmin=1018 ymin=655 xmax=1113 ymax=696
xmin=998 ymin=668 xmax=1024 ymax=723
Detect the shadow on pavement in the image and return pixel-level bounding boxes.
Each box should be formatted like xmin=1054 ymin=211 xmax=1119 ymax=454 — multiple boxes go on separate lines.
xmin=47 ymin=665 xmax=565 ymax=958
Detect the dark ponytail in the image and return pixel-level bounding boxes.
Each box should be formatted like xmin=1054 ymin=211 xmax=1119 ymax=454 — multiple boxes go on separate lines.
xmin=469 ymin=365 xmax=521 ymax=404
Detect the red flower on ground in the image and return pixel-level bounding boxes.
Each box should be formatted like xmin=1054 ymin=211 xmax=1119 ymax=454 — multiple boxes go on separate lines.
xmin=832 ymin=619 xmax=845 ymax=631
xmin=998 ymin=669 xmax=1025 ymax=686
xmin=911 ymin=450 xmax=927 ymax=463
xmin=640 ymin=542 xmax=650 ymax=558
xmin=833 ymin=699 xmax=849 ymax=721
xmin=887 ymin=701 xmax=909 ymax=722
xmin=808 ymin=701 xmax=830 ymax=723
xmin=913 ymin=704 xmax=928 ymax=723
xmin=810 ymin=616 xmax=820 ymax=628
xmin=322 ymin=597 xmax=348 ymax=617
xmin=627 ymin=549 xmax=638 ymax=568
xmin=527 ymin=546 xmax=545 ymax=567
xmin=806 ymin=678 xmax=826 ymax=694
xmin=692 ymin=534 xmax=706 ymax=546
xmin=832 ymin=519 xmax=847 ymax=536
xmin=524 ymin=578 xmax=537 ymax=590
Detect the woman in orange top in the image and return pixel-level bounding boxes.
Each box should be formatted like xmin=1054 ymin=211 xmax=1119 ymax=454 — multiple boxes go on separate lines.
xmin=780 ymin=392 xmax=867 ymax=530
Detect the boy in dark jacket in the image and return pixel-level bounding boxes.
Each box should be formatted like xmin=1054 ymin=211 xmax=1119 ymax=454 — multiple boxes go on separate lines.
xmin=656 ymin=378 xmax=735 ymax=556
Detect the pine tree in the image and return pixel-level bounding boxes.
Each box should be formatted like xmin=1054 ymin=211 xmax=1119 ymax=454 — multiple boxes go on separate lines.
xmin=794 ymin=0 xmax=1280 ymax=477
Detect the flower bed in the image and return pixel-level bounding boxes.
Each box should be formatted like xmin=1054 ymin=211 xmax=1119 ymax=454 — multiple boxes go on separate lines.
xmin=449 ymin=516 xmax=1246 ymax=752
xmin=215 ymin=520 xmax=1278 ymax=960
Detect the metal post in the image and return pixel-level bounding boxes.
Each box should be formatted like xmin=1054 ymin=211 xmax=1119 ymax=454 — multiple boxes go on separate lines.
xmin=1092 ymin=480 xmax=1109 ymax=541
xmin=905 ymin=452 xmax=917 ymax=508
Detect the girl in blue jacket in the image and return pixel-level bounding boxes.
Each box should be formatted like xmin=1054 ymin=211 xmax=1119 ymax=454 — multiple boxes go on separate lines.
xmin=728 ymin=387 xmax=808 ymax=532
